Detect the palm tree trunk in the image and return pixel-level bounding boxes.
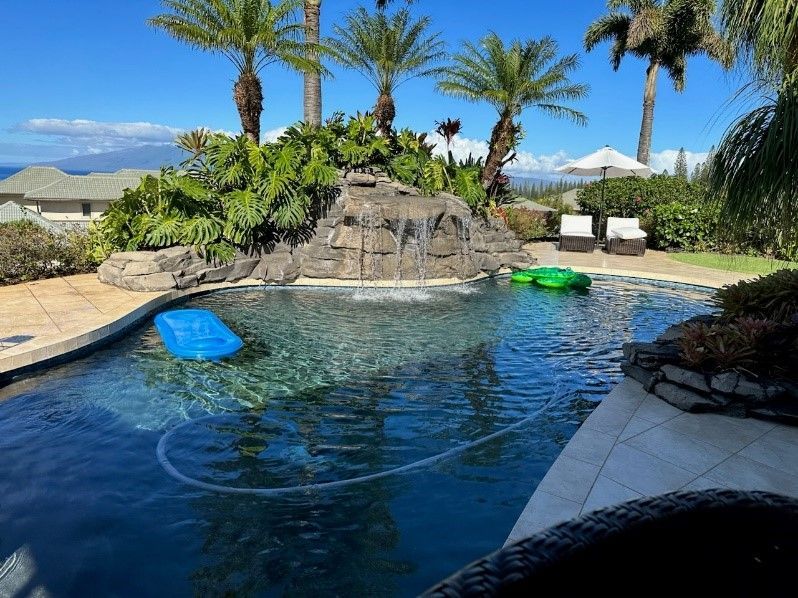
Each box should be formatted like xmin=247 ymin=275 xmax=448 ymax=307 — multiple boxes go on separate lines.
xmin=233 ymin=71 xmax=263 ymax=144
xmin=303 ymin=0 xmax=322 ymax=127
xmin=637 ymin=60 xmax=660 ymax=165
xmin=374 ymin=93 xmax=396 ymax=136
xmin=482 ymin=111 xmax=515 ymax=189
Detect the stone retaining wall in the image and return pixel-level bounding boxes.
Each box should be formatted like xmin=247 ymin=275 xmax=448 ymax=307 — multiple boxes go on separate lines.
xmin=622 ymin=316 xmax=797 ymax=425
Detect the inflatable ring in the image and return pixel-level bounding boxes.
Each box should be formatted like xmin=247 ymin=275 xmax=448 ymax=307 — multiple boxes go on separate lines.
xmin=511 ymin=268 xmax=592 ymax=289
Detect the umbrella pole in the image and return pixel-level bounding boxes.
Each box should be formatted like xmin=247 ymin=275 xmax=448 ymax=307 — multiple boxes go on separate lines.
xmin=598 ymin=168 xmax=607 ymax=249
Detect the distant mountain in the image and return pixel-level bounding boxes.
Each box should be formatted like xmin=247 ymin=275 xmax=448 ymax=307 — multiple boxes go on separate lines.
xmin=39 ymin=144 xmax=188 ymax=172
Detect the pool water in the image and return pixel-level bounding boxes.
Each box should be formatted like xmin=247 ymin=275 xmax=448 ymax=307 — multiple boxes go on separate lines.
xmin=0 ymin=278 xmax=712 ymax=596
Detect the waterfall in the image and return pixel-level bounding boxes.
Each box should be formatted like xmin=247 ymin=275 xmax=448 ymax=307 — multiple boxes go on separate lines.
xmin=358 ymin=205 xmax=380 ymax=288
xmin=413 ymin=218 xmax=434 ymax=286
xmin=393 ymin=217 xmax=407 ymax=288
xmin=457 ymin=215 xmax=473 ymax=282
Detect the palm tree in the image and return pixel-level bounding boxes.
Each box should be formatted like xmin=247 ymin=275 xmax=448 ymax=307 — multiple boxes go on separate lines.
xmin=585 ymin=0 xmax=731 ymax=165
xmin=303 ymin=0 xmax=322 ymax=126
xmin=710 ymin=0 xmax=798 ymax=248
xmin=328 ymin=7 xmax=445 ymax=136
xmin=438 ymin=34 xmax=588 ymax=190
xmin=150 ymin=0 xmax=321 ymax=144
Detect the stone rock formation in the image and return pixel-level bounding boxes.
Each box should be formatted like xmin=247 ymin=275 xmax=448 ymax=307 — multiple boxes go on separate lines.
xmin=97 ymin=176 xmax=534 ymax=292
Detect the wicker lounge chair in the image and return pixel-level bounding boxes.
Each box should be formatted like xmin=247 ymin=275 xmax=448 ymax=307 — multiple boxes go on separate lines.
xmin=558 ymin=215 xmax=595 ymax=253
xmin=423 ymin=489 xmax=798 ymax=597
xmin=606 ymin=217 xmax=647 ymax=256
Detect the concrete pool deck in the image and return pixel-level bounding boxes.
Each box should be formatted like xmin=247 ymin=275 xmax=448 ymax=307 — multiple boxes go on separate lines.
xmin=506 ymin=378 xmax=798 ymax=544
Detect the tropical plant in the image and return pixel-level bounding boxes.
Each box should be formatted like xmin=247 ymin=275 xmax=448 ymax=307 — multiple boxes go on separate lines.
xmin=710 ymin=0 xmax=798 ymax=256
xmin=714 ymin=269 xmax=798 ymax=324
xmin=434 ymin=118 xmax=462 ymax=155
xmin=150 ymin=0 xmax=322 ymax=143
xmin=585 ymin=0 xmax=732 ymax=164
xmin=651 ymin=199 xmax=718 ymax=251
xmin=679 ymin=317 xmax=778 ymax=372
xmin=327 ymin=7 xmax=445 ymax=135
xmin=438 ymin=33 xmax=588 ymax=191
xmin=303 ymin=0 xmax=323 ymax=126
xmin=94 ymin=133 xmax=338 ymax=262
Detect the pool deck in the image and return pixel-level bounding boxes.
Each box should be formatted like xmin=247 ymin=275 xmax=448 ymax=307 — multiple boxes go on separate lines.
xmin=506 ymin=378 xmax=798 ymax=545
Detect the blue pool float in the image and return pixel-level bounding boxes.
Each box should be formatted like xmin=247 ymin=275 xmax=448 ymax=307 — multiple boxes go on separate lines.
xmin=154 ymin=309 xmax=243 ymax=360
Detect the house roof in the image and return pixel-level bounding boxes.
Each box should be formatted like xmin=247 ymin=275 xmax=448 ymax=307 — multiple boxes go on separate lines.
xmin=0 ymin=201 xmax=64 ymax=233
xmin=24 ymin=175 xmax=142 ymax=201
xmin=0 ymin=166 xmax=67 ymax=195
xmin=511 ymin=198 xmax=556 ymax=213
xmin=88 ymin=169 xmax=159 ymax=177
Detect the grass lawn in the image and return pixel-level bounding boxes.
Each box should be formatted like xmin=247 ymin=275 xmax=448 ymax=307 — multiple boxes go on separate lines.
xmin=669 ymin=252 xmax=798 ymax=275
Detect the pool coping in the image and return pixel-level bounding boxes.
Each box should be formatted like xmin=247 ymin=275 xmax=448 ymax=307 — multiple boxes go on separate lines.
xmin=0 ymin=265 xmax=729 ymax=385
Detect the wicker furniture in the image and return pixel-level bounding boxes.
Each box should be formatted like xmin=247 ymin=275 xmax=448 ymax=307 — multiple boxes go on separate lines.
xmin=558 ymin=215 xmax=595 ymax=253
xmin=423 ymin=489 xmax=798 ymax=597
xmin=606 ymin=217 xmax=647 ymax=256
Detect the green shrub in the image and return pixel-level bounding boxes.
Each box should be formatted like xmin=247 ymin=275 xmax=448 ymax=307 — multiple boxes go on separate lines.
xmin=505 ymin=207 xmax=550 ymax=241
xmin=577 ymin=175 xmax=706 ymax=232
xmin=651 ymin=200 xmax=719 ymax=251
xmin=679 ymin=317 xmax=779 ymax=372
xmin=0 ymin=221 xmax=95 ymax=285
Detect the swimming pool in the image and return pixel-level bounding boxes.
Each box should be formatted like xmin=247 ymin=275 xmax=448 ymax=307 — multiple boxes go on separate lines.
xmin=0 ymin=277 xmax=712 ymax=595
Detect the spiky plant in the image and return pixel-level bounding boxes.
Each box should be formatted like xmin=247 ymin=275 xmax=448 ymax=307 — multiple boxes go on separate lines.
xmin=710 ymin=0 xmax=798 ymax=253
xmin=438 ymin=33 xmax=588 ymax=190
xmin=585 ymin=0 xmax=732 ymax=165
xmin=150 ymin=0 xmax=323 ymax=143
xmin=327 ymin=7 xmax=445 ymax=135
xmin=434 ymin=118 xmax=462 ymax=154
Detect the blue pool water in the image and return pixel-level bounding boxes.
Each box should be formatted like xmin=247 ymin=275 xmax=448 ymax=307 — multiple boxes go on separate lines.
xmin=0 ymin=278 xmax=712 ymax=595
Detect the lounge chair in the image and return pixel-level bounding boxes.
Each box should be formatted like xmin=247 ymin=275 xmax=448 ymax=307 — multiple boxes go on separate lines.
xmin=559 ymin=215 xmax=595 ymax=253
xmin=606 ymin=217 xmax=647 ymax=256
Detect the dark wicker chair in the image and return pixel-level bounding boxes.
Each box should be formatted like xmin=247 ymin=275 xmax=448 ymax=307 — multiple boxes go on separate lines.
xmin=423 ymin=489 xmax=798 ymax=598
xmin=606 ymin=236 xmax=647 ymax=256
xmin=558 ymin=215 xmax=595 ymax=253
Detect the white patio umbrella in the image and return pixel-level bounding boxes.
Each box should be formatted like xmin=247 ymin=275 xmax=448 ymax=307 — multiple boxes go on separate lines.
xmin=556 ymin=146 xmax=653 ymax=243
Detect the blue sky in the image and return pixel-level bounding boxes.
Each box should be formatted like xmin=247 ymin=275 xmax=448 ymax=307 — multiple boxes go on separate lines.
xmin=0 ymin=0 xmax=745 ymax=174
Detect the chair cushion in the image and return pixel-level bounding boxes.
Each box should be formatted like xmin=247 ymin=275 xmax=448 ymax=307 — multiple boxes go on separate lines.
xmin=610 ymin=226 xmax=648 ymax=240
xmin=561 ymin=232 xmax=596 ymax=238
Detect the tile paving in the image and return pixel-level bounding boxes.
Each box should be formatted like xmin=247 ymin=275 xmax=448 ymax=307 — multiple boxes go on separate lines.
xmin=506 ymin=379 xmax=798 ymax=545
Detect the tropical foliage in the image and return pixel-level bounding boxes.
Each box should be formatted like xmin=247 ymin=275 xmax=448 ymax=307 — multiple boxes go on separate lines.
xmin=150 ymin=0 xmax=321 ymax=143
xmin=328 ymin=7 xmax=445 ymax=135
xmin=710 ymin=0 xmax=798 ymax=257
xmin=93 ymin=131 xmax=339 ymax=262
xmin=0 ymin=222 xmax=94 ymax=286
xmin=438 ymin=33 xmax=588 ymax=190
xmin=585 ymin=0 xmax=731 ymax=164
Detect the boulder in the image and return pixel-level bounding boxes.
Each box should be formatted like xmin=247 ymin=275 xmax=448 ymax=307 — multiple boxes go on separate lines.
xmin=654 ymin=382 xmax=720 ymax=413
xmin=123 ymin=272 xmax=176 ymax=292
xmin=621 ymin=361 xmax=659 ymax=392
xmin=225 ymin=258 xmax=260 ymax=282
xmin=155 ymin=246 xmax=193 ymax=271
xmin=344 ymin=171 xmax=377 ymax=186
xmin=661 ymin=364 xmax=710 ymax=393
xmin=122 ymin=261 xmax=162 ymax=277
xmin=109 ymin=251 xmax=156 ymax=263
xmin=197 ymin=263 xmax=235 ymax=284
xmin=710 ymin=371 xmax=740 ymax=394
xmin=176 ymin=274 xmax=199 ymax=289
xmin=97 ymin=262 xmax=123 ymax=286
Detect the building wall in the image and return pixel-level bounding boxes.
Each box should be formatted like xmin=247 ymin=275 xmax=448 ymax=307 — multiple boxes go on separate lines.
xmin=17 ymin=199 xmax=110 ymax=223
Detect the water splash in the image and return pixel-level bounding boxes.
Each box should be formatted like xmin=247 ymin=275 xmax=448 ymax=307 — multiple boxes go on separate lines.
xmin=392 ymin=217 xmax=407 ymax=288
xmin=457 ymin=215 xmax=473 ymax=282
xmin=357 ymin=205 xmax=380 ymax=288
xmin=413 ymin=218 xmax=434 ymax=286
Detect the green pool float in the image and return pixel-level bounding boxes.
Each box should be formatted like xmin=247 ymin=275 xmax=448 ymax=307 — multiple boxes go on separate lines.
xmin=510 ymin=267 xmax=592 ymax=289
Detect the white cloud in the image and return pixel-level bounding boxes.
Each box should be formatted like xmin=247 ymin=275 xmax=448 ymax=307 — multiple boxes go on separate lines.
xmin=426 ymin=131 xmax=573 ymax=177
xmin=649 ymin=149 xmax=709 ymax=175
xmin=8 ymin=118 xmax=287 ymax=163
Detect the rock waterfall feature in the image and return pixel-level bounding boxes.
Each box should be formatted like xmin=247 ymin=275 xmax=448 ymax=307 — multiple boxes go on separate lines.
xmin=97 ymin=177 xmax=533 ymax=292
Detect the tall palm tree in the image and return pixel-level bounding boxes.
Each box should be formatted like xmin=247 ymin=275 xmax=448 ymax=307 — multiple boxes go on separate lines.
xmin=711 ymin=0 xmax=798 ymax=248
xmin=585 ymin=0 xmax=731 ymax=165
xmin=438 ymin=33 xmax=588 ymax=190
xmin=150 ymin=0 xmax=321 ymax=144
xmin=303 ymin=0 xmax=322 ymax=126
xmin=328 ymin=7 xmax=445 ymax=135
